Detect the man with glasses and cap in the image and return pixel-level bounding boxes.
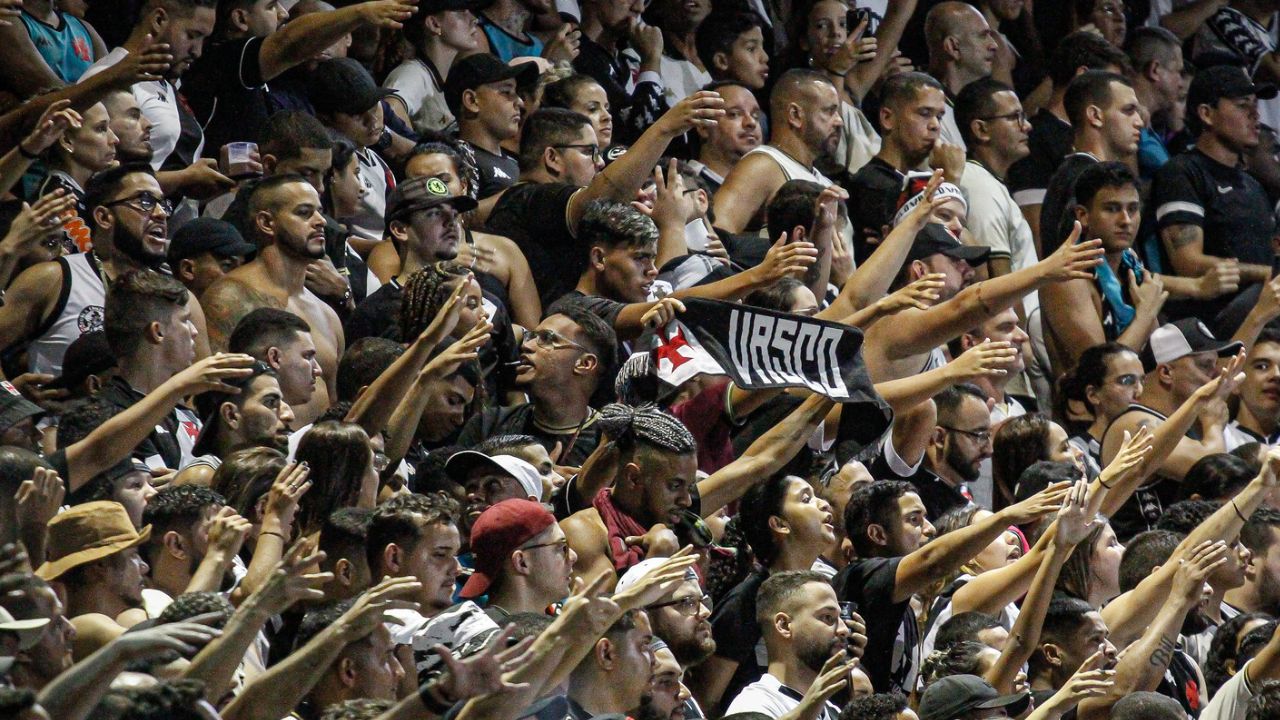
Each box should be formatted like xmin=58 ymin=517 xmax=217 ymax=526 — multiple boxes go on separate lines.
xmin=0 ymin=163 xmax=213 ymax=378
xmin=458 ymin=498 xmax=576 ymax=622
xmin=445 ymin=54 xmax=538 ymax=200
xmin=619 ymin=557 xmax=710 ymax=720
xmin=347 ymin=175 xmax=478 ymax=344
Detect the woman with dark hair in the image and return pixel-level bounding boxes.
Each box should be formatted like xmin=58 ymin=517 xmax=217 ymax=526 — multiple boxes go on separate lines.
xmin=1206 ymin=614 xmax=1275 ymax=696
xmin=542 ymin=74 xmax=615 ymax=150
xmin=294 ymin=421 xmax=379 ymax=537
xmin=992 ymin=413 xmax=1086 ymax=509
xmin=383 ymin=2 xmax=483 ymax=135
xmin=324 ymin=137 xmax=366 ymax=227
xmin=1055 ymin=520 xmax=1123 ymax=608
xmin=1057 ymin=342 xmax=1145 ymax=471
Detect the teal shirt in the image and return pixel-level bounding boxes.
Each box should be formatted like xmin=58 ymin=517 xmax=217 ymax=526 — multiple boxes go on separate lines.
xmin=479 ymin=15 xmax=544 ymax=63
xmin=19 ymin=10 xmax=95 ymax=83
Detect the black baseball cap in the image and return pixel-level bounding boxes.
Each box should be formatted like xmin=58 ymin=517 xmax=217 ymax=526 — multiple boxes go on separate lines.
xmin=1187 ymin=65 xmax=1278 ymax=116
xmin=309 ymin=58 xmax=394 ymax=116
xmin=45 ymin=331 xmax=115 ymax=391
xmin=0 ymin=380 xmax=43 ymax=434
xmin=918 ymin=675 xmax=1030 ymax=720
xmin=443 ymin=54 xmax=540 ymax=114
xmin=167 ymin=218 xmax=257 ymax=264
xmin=386 ymin=176 xmax=479 ymax=222
xmin=906 ymin=222 xmax=991 ymax=265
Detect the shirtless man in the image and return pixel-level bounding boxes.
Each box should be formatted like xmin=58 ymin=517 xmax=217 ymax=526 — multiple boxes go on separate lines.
xmin=713 ymin=68 xmax=843 ymax=234
xmin=201 ymin=174 xmax=344 ymax=425
xmin=0 ymin=163 xmax=210 ymax=378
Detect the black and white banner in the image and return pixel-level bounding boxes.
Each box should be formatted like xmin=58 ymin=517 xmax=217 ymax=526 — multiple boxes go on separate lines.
xmin=652 ymin=299 xmax=891 ymax=460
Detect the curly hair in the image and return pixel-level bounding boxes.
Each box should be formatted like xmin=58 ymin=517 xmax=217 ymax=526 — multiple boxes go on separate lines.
xmin=1207 ymin=612 xmax=1273 ymax=695
xmin=399 ymin=261 xmax=473 ymax=341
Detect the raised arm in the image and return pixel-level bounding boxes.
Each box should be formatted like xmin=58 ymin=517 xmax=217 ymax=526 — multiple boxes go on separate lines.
xmin=696 ymin=393 xmax=835 ymax=517
xmin=874 ymin=339 xmax=1017 ymax=415
xmin=892 ymin=482 xmax=1068 ymax=602
xmin=570 ymin=92 xmax=725 ymax=232
xmin=258 ymin=0 xmax=414 ymax=81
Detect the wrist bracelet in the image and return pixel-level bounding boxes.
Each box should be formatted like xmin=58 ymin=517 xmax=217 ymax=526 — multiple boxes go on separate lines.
xmin=1097 ymin=475 xmax=1114 ymax=489
xmin=260 ymin=530 xmax=287 ymax=540
xmin=419 ymin=681 xmax=456 ymax=715
xmin=1232 ymin=498 xmax=1248 ymax=522
xmin=16 ymin=143 xmax=39 ymax=160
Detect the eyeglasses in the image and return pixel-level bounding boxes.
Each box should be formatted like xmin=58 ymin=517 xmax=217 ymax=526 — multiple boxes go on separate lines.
xmin=978 ymin=110 xmax=1027 ymax=124
xmin=522 ymin=328 xmax=592 ymax=354
xmin=519 ymin=539 xmax=572 ymax=560
xmin=103 ymin=192 xmax=173 ymax=216
xmin=941 ymin=426 xmax=992 ymax=444
xmin=554 ymin=144 xmax=602 ymax=161
xmin=648 ymin=594 xmax=712 ymax=616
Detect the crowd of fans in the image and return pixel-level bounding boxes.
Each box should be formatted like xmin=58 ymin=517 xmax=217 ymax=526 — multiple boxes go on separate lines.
xmin=10 ymin=0 xmax=1280 ymax=719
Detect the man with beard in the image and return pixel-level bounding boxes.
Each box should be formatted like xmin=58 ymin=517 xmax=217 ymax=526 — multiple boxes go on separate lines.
xmin=458 ymin=499 xmax=575 ymax=622
xmin=139 ymin=485 xmax=249 ymax=606
xmin=724 ymin=571 xmax=851 ymax=719
xmin=690 ymin=81 xmax=763 ymax=194
xmin=0 ymin=576 xmax=76 ymax=693
xmin=445 ymin=454 xmax=544 ymax=545
xmin=0 ymin=164 xmax=212 ymax=376
xmin=713 ymin=69 xmax=843 ymax=235
xmin=175 ymin=363 xmax=295 ymax=485
xmin=35 ymin=501 xmax=151 ymax=658
xmin=633 ymin=643 xmax=693 ymax=720
xmin=546 ymin=610 xmax=658 ymax=720
xmin=98 ymin=269 xmax=205 ymax=471
xmin=202 ymin=175 xmax=346 ymax=426
xmin=347 ymin=176 xmax=478 ymax=344
xmin=101 ymin=89 xmax=154 ymax=165
xmin=1227 ymin=329 xmax=1280 ymax=448
xmin=896 ymin=383 xmax=991 ymax=520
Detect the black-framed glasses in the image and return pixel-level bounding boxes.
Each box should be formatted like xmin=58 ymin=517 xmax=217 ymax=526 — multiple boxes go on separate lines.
xmin=940 ymin=425 xmax=992 ymax=444
xmin=103 ymin=192 xmax=172 ymax=216
xmin=554 ymin=143 xmax=602 ymax=161
xmin=519 ymin=539 xmax=572 ymax=559
xmin=522 ymin=328 xmax=592 ymax=354
xmin=978 ymin=110 xmax=1027 ymax=124
xmin=648 ymin=594 xmax=712 ymax=616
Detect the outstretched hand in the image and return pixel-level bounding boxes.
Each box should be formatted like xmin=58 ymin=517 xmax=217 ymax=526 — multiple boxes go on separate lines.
xmin=429 ymin=624 xmax=535 ymax=703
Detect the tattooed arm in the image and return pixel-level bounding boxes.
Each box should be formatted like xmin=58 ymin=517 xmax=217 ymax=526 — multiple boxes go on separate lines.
xmin=200 ymin=279 xmax=269 ymax=353
xmin=1161 ymin=223 xmax=1270 ymax=284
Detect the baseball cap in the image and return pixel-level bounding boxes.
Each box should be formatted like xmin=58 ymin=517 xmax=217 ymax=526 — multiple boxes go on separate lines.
xmin=459 ymin=499 xmax=557 ymax=599
xmin=444 ymin=54 xmax=540 ymax=114
xmin=1187 ymin=65 xmax=1278 ymax=118
xmin=167 ymin=217 xmax=257 ymax=264
xmin=309 ymin=58 xmax=394 ymax=116
xmin=893 ymin=171 xmax=967 ymax=227
xmin=905 ymin=223 xmax=991 ymax=265
xmin=386 ymin=176 xmax=479 ymax=223
xmin=0 ymin=381 xmax=43 ymax=435
xmin=615 ymin=556 xmax=699 ymax=592
xmin=0 ymin=606 xmax=49 ymax=651
xmin=918 ymin=674 xmax=1030 ymax=720
xmin=1142 ymin=318 xmax=1243 ymax=369
xmin=45 ymin=331 xmax=115 ymax=391
xmin=444 ymin=451 xmax=543 ymax=501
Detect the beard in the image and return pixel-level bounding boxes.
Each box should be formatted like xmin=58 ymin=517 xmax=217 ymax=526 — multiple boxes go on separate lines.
xmin=664 ymin=627 xmax=716 ymax=667
xmin=945 ymin=441 xmax=982 ymax=483
xmin=631 ymin=696 xmax=668 ymax=720
xmin=798 ymin=635 xmax=845 ymax=674
xmin=1182 ymin=609 xmax=1212 ymax=636
xmin=113 ymin=223 xmax=166 ymax=267
xmin=281 ymin=229 xmax=328 ymax=261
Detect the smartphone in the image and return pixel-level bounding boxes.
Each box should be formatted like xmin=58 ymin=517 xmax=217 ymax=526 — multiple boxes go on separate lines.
xmin=840 ymin=601 xmax=858 ymax=621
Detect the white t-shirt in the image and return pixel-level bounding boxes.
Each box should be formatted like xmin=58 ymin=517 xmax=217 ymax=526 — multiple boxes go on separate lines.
xmin=959 ymin=160 xmax=1039 ymax=314
xmin=726 ymin=673 xmax=840 ymax=720
xmin=1201 ymin=658 xmax=1257 ymax=720
xmin=82 ymin=48 xmax=201 ymax=170
xmin=939 ymin=102 xmax=967 ymax=152
xmin=349 ymin=147 xmax=392 ymax=242
xmin=659 ymin=55 xmax=712 ymax=105
xmin=383 ymin=58 xmax=455 ymax=135
xmin=836 ymin=101 xmax=881 ymax=175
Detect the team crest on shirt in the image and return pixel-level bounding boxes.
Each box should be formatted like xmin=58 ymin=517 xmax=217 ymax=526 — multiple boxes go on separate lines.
xmin=78 ymin=305 xmax=104 ymax=333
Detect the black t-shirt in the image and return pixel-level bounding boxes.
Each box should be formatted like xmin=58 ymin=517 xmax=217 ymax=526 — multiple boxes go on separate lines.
xmin=1007 ymin=109 xmax=1073 ymax=209
xmin=906 ymin=467 xmax=970 ymax=521
xmin=469 ymin=144 xmax=520 ymax=199
xmin=456 ymin=402 xmax=601 ymax=467
xmin=843 ymin=157 xmax=905 ymax=264
xmin=708 ymin=569 xmax=769 ymax=714
xmin=1151 ymin=148 xmax=1275 ymax=320
xmin=834 ymin=556 xmax=917 ymax=694
xmin=552 ymin=291 xmax=626 ymax=327
xmin=484 ymin=182 xmax=583 ymax=308
xmin=182 ymin=36 xmax=269 ymax=156
xmin=346 ymin=278 xmax=403 ymax=344
xmin=1040 ymin=153 xmax=1099 ymax=255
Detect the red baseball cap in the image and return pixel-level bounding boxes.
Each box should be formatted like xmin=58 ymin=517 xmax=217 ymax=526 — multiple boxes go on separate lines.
xmin=460 ymin=499 xmax=557 ymax=599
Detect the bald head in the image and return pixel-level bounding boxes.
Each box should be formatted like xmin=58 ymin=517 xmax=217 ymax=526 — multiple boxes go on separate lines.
xmin=925 ymin=1 xmax=997 ymax=80
xmin=768 ymin=68 xmax=837 ymax=120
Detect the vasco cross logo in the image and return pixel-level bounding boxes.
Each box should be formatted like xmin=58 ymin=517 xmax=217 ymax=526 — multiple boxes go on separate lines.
xmin=77 ymin=305 xmax=104 ymax=334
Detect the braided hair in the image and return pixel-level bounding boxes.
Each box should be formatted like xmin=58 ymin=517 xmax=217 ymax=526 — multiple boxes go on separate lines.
xmin=596 ymin=403 xmax=696 ymax=458
xmin=399 ymin=261 xmax=472 ymax=341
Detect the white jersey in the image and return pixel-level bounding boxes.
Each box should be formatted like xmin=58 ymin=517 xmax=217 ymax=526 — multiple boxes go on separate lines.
xmin=744 ymin=144 xmax=835 ymax=186
xmin=28 ymin=253 xmax=105 ymax=376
